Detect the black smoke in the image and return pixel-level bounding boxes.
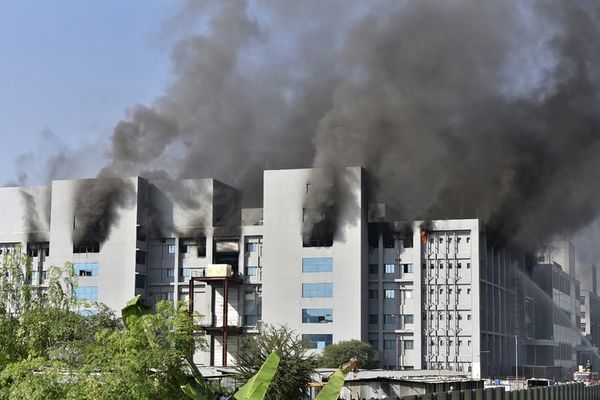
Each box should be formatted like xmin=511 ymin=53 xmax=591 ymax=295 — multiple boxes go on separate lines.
xmin=17 ymin=0 xmax=600 ymax=251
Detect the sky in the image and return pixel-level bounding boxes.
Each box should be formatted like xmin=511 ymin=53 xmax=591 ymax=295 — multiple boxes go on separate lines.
xmin=0 ymin=0 xmax=185 ymax=185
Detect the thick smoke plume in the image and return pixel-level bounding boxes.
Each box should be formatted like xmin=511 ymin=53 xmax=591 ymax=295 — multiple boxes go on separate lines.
xmin=24 ymin=0 xmax=600 ymax=250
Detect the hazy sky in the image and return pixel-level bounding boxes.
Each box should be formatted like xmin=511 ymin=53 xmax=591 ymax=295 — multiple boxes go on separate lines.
xmin=0 ymin=1 xmax=186 ymax=185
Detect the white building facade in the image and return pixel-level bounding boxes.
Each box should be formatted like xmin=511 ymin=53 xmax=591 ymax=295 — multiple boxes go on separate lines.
xmin=0 ymin=167 xmax=582 ymax=378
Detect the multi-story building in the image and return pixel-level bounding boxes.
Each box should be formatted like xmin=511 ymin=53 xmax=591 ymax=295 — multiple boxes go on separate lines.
xmin=518 ymin=242 xmax=582 ymax=379
xmin=0 ymin=167 xmax=589 ymax=379
xmin=576 ymin=263 xmax=600 ymax=370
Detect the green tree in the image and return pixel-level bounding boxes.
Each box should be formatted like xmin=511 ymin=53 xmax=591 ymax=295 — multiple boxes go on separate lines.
xmin=0 ymin=357 xmax=71 ymax=400
xmin=318 ymin=340 xmax=375 ymax=369
xmin=235 ymin=324 xmax=317 ymax=400
xmin=73 ymin=300 xmax=202 ymax=399
xmin=0 ymin=245 xmax=33 ymax=316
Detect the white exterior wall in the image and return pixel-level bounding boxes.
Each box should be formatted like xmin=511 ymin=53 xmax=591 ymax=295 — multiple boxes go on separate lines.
xmin=262 ymin=167 xmax=367 ymax=347
xmin=48 ymin=178 xmax=139 ymax=311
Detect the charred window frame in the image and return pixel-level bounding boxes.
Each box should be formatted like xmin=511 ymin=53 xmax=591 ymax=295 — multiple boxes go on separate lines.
xmin=73 ymin=241 xmax=100 ymax=254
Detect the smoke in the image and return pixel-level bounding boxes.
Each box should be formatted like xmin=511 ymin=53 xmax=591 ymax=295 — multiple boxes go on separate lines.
xmin=304 ymin=0 xmax=600 ymax=249
xmin=14 ymin=0 xmax=600 ymax=251
xmin=72 ymin=175 xmax=135 ymax=247
xmin=19 ymin=188 xmax=50 ymax=243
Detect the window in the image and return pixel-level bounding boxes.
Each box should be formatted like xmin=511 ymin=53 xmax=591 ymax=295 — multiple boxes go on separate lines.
xmin=369 ymin=264 xmax=378 ymax=274
xmin=305 ymin=183 xmax=312 ymax=193
xmin=135 ymin=250 xmax=146 ymax=264
xmin=404 ymin=340 xmax=414 ymax=350
xmin=384 ymin=289 xmax=395 ymax=299
xmin=246 ymin=242 xmax=258 ymax=252
xmin=457 ymin=263 xmax=462 ymax=268
xmin=302 ymin=283 xmax=333 ymax=298
xmin=167 ymin=269 xmax=175 ymax=277
xmin=369 ymin=289 xmax=378 ymax=299
xmin=439 ymin=263 xmax=444 ymax=269
xmin=384 ymin=340 xmax=396 ymax=350
xmin=245 ymin=266 xmax=258 ymax=276
xmin=74 ymin=262 xmax=99 ymax=277
xmin=135 ymin=274 xmax=146 ymax=289
xmin=403 ymin=263 xmax=414 ymax=273
xmin=369 ymin=340 xmax=379 ymax=350
xmin=180 ymin=268 xmax=192 ymax=278
xmin=303 ymin=334 xmax=332 ymax=349
xmin=75 ymin=286 xmax=98 ymax=301
xmin=302 ymin=308 xmax=333 ymax=323
xmin=168 ymin=245 xmax=176 ymax=254
xmin=467 ymin=288 xmax=471 ymax=294
xmin=467 ymin=263 xmax=471 ymax=269
xmin=384 ymin=264 xmax=395 ymax=274
xmin=302 ymin=257 xmax=333 ymax=273
xmin=404 ymin=314 xmax=414 ymax=324
xmin=244 ymin=315 xmax=258 ymax=325
xmin=467 ymin=314 xmax=471 ymax=320
xmin=404 ymin=289 xmax=414 ymax=299
xmin=448 ymin=262 xmax=453 ymax=269
xmin=73 ymin=241 xmax=100 ymax=253
xmin=383 ymin=314 xmax=395 ymax=324
xmin=369 ymin=314 xmax=378 ymax=324
xmin=439 ymin=237 xmax=444 ymax=243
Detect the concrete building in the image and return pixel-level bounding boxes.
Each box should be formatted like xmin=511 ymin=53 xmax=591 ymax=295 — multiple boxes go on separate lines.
xmin=0 ymin=167 xmax=589 ymax=379
xmin=518 ymin=242 xmax=582 ymax=379
xmin=576 ymin=263 xmax=600 ymax=371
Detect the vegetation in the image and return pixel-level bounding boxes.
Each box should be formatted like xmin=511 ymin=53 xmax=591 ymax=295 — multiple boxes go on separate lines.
xmin=0 ymin=248 xmax=349 ymax=400
xmin=235 ymin=324 xmax=318 ymax=400
xmin=318 ymin=339 xmax=376 ymax=369
xmin=0 ymin=247 xmax=203 ymax=399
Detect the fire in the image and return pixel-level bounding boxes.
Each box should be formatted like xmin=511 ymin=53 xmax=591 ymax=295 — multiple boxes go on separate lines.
xmin=421 ymin=231 xmax=427 ymax=245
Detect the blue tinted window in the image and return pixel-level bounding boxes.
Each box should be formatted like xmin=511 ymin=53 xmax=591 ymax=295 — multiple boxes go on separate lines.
xmin=246 ymin=266 xmax=258 ymax=276
xmin=244 ymin=315 xmax=258 ymax=325
xmin=74 ymin=263 xmax=99 ymax=277
xmin=246 ymin=243 xmax=258 ymax=252
xmin=384 ymin=264 xmax=395 ymax=274
xmin=302 ymin=257 xmax=333 ymax=273
xmin=303 ymin=334 xmax=333 ymax=349
xmin=75 ymin=286 xmax=98 ymax=301
xmin=302 ymin=308 xmax=333 ymax=323
xmin=302 ymin=283 xmax=333 ymax=298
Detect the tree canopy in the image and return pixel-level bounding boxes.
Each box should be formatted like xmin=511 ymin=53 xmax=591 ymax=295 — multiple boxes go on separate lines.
xmin=318 ymin=339 xmax=376 ymax=369
xmin=0 ymin=247 xmax=204 ymax=400
xmin=235 ymin=324 xmax=317 ymax=400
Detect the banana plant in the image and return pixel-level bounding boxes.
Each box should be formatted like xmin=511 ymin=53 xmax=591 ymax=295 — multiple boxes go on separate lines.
xmin=181 ymin=356 xmax=216 ymax=400
xmin=234 ymin=352 xmax=280 ymax=400
xmin=315 ymin=369 xmax=346 ymax=400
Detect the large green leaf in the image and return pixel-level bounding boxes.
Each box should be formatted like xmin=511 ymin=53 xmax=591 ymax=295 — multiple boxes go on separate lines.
xmin=180 ymin=356 xmax=215 ymax=400
xmin=316 ymin=369 xmax=345 ymax=400
xmin=121 ymin=295 xmax=151 ymax=328
xmin=234 ymin=352 xmax=280 ymax=400
xmin=181 ymin=383 xmax=210 ymax=400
